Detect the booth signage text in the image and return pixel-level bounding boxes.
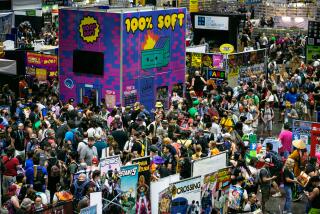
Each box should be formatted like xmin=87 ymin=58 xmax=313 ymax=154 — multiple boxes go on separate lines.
xmin=79 ymin=16 xmax=100 ymax=43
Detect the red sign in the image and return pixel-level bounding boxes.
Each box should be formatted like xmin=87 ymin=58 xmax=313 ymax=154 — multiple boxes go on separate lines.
xmin=310 ymin=123 xmax=320 ymax=157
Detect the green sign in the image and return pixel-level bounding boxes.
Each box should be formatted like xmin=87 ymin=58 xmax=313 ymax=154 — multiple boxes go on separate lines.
xmin=306 ymin=45 xmax=320 ymax=63
xmin=26 ymin=10 xmax=36 ymax=16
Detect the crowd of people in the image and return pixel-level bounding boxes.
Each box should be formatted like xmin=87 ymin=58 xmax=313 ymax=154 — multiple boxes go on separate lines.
xmin=1 ymin=11 xmax=320 ymax=214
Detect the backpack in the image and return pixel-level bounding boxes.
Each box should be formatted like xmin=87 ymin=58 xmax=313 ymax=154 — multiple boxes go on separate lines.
xmin=74 ymin=180 xmax=89 ymax=202
xmin=228 ymin=185 xmax=244 ymax=210
xmin=137 ymin=140 xmax=145 ymax=157
xmin=50 ymin=164 xmax=61 ymax=178
xmin=34 ymin=166 xmax=45 ymax=192
xmin=68 ymin=162 xmax=79 ymax=181
xmin=268 ymin=151 xmax=283 ymax=170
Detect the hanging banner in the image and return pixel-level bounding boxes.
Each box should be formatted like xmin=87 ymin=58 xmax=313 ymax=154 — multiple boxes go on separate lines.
xmin=292 ymin=120 xmax=313 ymax=152
xmin=189 ymin=0 xmax=199 ymax=13
xmin=201 ymin=168 xmax=231 ymax=213
xmin=0 ymin=12 xmax=13 ymax=34
xmin=100 ymin=155 xmax=122 ymax=177
xmin=171 ymin=176 xmax=202 ymax=213
xmin=192 ymin=152 xmax=227 ymax=177
xmin=119 ymin=164 xmax=139 ymax=213
xmin=310 ymin=123 xmax=320 ymax=157
xmin=132 ymin=156 xmax=151 ymax=214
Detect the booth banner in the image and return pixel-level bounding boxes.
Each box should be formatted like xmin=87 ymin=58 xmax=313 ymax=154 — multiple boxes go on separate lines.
xmin=192 ymin=152 xmax=227 ymax=177
xmin=201 ymin=168 xmax=231 ymax=213
xmin=151 ymin=174 xmax=180 ymax=214
xmin=100 ymin=155 xmax=122 ymax=177
xmin=189 ymin=0 xmax=199 ymax=13
xmin=306 ymin=45 xmax=320 ymax=63
xmin=186 ymin=45 xmax=207 ymax=53
xmin=0 ymin=12 xmax=13 ymax=35
xmin=158 ymin=186 xmax=172 ymax=214
xmin=292 ymin=120 xmax=312 ymax=152
xmin=171 ymin=176 xmax=202 ymax=213
xmin=191 ymin=53 xmax=202 ymax=68
xmin=195 ymin=15 xmax=229 ymax=31
xmin=119 ymin=164 xmax=139 ymax=212
xmin=132 ymin=156 xmax=151 ymax=212
xmin=245 ymin=0 xmax=262 ymax=4
xmin=274 ymin=16 xmax=308 ymax=30
xmin=26 ymin=52 xmax=58 ymax=79
xmin=227 ymin=49 xmax=266 ymax=83
xmin=310 ymin=123 xmax=320 ymax=157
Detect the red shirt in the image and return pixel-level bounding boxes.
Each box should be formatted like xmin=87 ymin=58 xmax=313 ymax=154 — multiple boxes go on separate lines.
xmin=2 ymin=156 xmax=19 ymax=176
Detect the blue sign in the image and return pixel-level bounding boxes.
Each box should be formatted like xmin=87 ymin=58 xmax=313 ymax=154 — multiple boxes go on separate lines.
xmin=80 ymin=205 xmax=97 ymax=214
xmin=245 ymin=0 xmax=262 ymax=4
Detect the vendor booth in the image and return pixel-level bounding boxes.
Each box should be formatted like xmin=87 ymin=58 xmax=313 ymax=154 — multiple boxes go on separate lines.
xmin=59 ymin=7 xmax=186 ymax=109
xmin=190 ymin=13 xmax=243 ymax=52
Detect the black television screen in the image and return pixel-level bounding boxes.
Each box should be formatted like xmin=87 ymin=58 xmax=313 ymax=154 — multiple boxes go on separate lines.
xmin=73 ymin=50 xmax=104 ymax=75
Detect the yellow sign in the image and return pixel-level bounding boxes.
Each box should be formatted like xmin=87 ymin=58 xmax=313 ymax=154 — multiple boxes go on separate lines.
xmin=189 ymin=0 xmax=199 ymax=13
xmin=79 ymin=16 xmax=100 ymax=43
xmin=191 ymin=53 xmax=202 ymax=68
xmin=36 ymin=68 xmax=47 ymax=81
xmin=219 ymin=44 xmax=234 ymax=54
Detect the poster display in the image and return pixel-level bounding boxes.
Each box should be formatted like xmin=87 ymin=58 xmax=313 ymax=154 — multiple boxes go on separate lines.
xmin=0 ymin=12 xmax=13 ymax=35
xmin=171 ymin=176 xmax=202 ymax=214
xmin=158 ymin=187 xmax=172 ymax=214
xmin=292 ymin=120 xmax=313 ymax=152
xmin=26 ymin=52 xmax=58 ymax=81
xmin=100 ymin=155 xmax=122 ymax=177
xmin=191 ymin=53 xmax=202 ymax=68
xmin=310 ymin=123 xmax=320 ymax=157
xmin=119 ymin=164 xmax=139 ymax=213
xmin=132 ymin=156 xmax=151 ymax=214
xmin=105 ymin=90 xmax=116 ymax=108
xmin=151 ymin=174 xmax=180 ymax=214
xmin=227 ymin=49 xmax=266 ymax=84
xmin=306 ymin=45 xmax=320 ymax=63
xmin=192 ymin=152 xmax=227 ymax=177
xmin=201 ymin=168 xmax=231 ymax=213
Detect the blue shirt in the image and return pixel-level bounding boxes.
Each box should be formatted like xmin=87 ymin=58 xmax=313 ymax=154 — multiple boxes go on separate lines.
xmin=25 ymin=165 xmax=48 ymax=185
xmin=25 ymin=158 xmax=34 ymax=170
xmin=285 ymin=92 xmax=299 ymax=104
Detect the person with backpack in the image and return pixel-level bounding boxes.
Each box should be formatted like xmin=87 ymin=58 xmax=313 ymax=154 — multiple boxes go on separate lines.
xmin=258 ymin=158 xmax=278 ymax=214
xmin=47 ymin=151 xmax=63 ymax=201
xmin=79 ymin=137 xmax=98 ymax=166
xmin=25 ymin=155 xmax=48 ymax=193
xmin=228 ymin=176 xmax=248 ymax=213
xmin=265 ymin=143 xmax=283 ymax=198
xmin=67 ymin=151 xmax=79 ymax=187
xmin=2 ymin=147 xmax=20 ymax=194
xmin=70 ymin=173 xmax=90 ymax=208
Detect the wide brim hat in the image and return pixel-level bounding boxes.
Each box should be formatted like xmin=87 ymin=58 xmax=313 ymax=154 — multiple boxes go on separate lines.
xmin=292 ymin=139 xmax=306 ymax=150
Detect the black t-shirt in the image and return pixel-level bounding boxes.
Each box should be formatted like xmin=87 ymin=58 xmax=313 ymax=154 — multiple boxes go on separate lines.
xmin=13 ymin=130 xmax=25 ymax=151
xmin=283 ymin=168 xmax=294 ymax=187
xmin=112 ymin=130 xmax=128 ymax=151
xmin=131 ymin=141 xmax=142 ymax=155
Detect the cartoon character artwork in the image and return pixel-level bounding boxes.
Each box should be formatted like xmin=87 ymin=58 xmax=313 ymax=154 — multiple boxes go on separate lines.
xmin=136 ymin=175 xmax=151 ymax=214
xmin=228 ymin=185 xmax=244 ymax=210
xmin=141 ymin=31 xmax=170 ymax=70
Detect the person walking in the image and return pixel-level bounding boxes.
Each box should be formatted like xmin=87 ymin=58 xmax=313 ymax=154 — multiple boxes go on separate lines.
xmin=283 ymin=158 xmax=301 ymax=214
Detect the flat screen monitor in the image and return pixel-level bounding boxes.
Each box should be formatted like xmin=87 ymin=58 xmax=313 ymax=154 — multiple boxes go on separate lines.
xmin=73 ymin=50 xmax=104 ymax=76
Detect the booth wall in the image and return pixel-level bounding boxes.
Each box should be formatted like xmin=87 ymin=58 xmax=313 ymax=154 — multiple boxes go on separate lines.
xmin=59 ymin=9 xmax=121 ymax=104
xmin=122 ymin=8 xmax=186 ymax=110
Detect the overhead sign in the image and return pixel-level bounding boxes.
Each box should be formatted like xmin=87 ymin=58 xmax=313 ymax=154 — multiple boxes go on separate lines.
xmin=195 ymin=15 xmax=229 ymax=31
xmin=219 ymin=43 xmax=234 ymax=54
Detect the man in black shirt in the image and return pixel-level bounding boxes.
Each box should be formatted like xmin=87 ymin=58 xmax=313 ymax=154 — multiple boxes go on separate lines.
xmin=12 ymin=123 xmax=26 ymax=159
